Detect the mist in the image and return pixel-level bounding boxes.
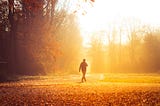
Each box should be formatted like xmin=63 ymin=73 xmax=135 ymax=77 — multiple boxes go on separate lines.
xmin=0 ymin=0 xmax=160 ymax=81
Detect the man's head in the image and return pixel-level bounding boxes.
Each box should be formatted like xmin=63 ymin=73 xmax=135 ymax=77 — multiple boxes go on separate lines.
xmin=83 ymin=59 xmax=86 ymax=62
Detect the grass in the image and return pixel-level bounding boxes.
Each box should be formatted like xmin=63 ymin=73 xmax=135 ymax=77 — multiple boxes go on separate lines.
xmin=101 ymin=73 xmax=160 ymax=83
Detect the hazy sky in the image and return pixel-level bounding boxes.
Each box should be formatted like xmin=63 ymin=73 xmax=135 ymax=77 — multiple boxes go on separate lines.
xmin=77 ymin=0 xmax=160 ymax=47
xmin=77 ymin=0 xmax=160 ymax=33
xmin=94 ymin=0 xmax=160 ymax=24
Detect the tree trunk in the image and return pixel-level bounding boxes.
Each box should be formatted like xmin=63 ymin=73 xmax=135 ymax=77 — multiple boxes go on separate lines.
xmin=8 ymin=0 xmax=17 ymax=74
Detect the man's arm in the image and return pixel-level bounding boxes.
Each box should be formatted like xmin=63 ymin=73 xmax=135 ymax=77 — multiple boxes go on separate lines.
xmin=86 ymin=62 xmax=88 ymax=67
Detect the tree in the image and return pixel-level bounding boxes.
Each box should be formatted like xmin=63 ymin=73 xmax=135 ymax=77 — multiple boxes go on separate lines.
xmin=143 ymin=32 xmax=160 ymax=72
xmin=54 ymin=11 xmax=82 ymax=73
xmin=4 ymin=0 xmax=61 ymax=75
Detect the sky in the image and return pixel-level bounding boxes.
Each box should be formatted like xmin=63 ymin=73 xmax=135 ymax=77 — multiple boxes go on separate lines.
xmin=78 ymin=0 xmax=160 ymax=31
xmin=56 ymin=0 xmax=160 ymax=47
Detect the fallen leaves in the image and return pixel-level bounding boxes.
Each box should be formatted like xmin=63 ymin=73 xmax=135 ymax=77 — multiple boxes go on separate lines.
xmin=0 ymin=76 xmax=160 ymax=106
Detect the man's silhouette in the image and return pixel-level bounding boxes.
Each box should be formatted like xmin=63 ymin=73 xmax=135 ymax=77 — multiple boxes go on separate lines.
xmin=79 ymin=59 xmax=88 ymax=82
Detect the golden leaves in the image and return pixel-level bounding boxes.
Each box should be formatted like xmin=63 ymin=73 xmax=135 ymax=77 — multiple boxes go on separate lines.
xmin=0 ymin=76 xmax=160 ymax=106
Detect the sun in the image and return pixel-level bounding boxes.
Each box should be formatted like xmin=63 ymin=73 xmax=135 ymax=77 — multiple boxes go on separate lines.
xmin=77 ymin=0 xmax=160 ymax=47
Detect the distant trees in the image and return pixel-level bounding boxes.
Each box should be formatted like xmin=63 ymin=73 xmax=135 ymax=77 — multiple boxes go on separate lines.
xmin=87 ymin=18 xmax=160 ymax=73
xmin=142 ymin=32 xmax=160 ymax=71
xmin=1 ymin=0 xmax=160 ymax=75
xmin=54 ymin=11 xmax=82 ymax=73
xmin=88 ymin=32 xmax=107 ymax=72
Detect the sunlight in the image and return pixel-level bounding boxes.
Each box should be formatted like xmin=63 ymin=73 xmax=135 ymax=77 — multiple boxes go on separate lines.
xmin=99 ymin=74 xmax=105 ymax=80
xmin=77 ymin=0 xmax=160 ymax=47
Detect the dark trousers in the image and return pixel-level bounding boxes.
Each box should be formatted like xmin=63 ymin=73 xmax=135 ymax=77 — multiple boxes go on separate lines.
xmin=81 ymin=70 xmax=86 ymax=82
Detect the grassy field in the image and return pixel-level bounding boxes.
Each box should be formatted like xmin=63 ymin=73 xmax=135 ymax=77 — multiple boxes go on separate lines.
xmin=100 ymin=73 xmax=160 ymax=83
xmin=0 ymin=73 xmax=160 ymax=106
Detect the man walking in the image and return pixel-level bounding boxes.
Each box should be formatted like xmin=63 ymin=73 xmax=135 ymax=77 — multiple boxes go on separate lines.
xmin=79 ymin=59 xmax=88 ymax=82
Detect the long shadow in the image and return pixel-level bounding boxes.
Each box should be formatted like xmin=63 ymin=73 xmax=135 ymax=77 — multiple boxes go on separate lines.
xmin=0 ymin=77 xmax=20 ymax=83
xmin=76 ymin=81 xmax=87 ymax=84
xmin=0 ymin=74 xmax=21 ymax=83
xmin=76 ymin=81 xmax=82 ymax=84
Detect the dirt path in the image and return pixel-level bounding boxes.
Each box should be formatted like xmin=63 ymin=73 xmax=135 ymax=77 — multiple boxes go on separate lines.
xmin=0 ymin=75 xmax=160 ymax=106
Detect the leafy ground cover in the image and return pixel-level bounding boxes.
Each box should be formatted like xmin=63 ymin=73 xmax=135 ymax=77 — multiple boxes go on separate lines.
xmin=0 ymin=73 xmax=160 ymax=106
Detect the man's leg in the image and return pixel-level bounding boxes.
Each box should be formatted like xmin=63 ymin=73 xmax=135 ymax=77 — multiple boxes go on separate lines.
xmin=81 ymin=72 xmax=84 ymax=82
xmin=84 ymin=76 xmax=86 ymax=82
xmin=81 ymin=74 xmax=85 ymax=82
xmin=84 ymin=75 xmax=86 ymax=82
xmin=81 ymin=76 xmax=84 ymax=82
xmin=82 ymin=71 xmax=86 ymax=82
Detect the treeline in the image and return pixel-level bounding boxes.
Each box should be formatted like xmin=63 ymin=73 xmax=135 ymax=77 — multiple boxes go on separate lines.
xmin=0 ymin=0 xmax=88 ymax=77
xmin=1 ymin=0 xmax=159 ymax=78
xmin=89 ymin=21 xmax=160 ymax=73
xmin=0 ymin=0 xmax=62 ymax=76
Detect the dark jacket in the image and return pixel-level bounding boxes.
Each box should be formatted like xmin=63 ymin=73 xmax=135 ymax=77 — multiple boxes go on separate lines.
xmin=79 ymin=61 xmax=88 ymax=71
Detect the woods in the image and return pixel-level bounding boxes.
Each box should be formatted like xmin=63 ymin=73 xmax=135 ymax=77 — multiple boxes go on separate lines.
xmin=0 ymin=0 xmax=92 ymax=77
xmin=0 ymin=0 xmax=61 ymax=76
xmin=0 ymin=1 xmax=160 ymax=105
xmin=0 ymin=0 xmax=160 ymax=78
xmin=88 ymin=21 xmax=160 ymax=73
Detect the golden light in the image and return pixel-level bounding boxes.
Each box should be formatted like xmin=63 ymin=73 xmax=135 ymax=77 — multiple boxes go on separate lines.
xmin=77 ymin=0 xmax=160 ymax=47
xmin=99 ymin=74 xmax=105 ymax=80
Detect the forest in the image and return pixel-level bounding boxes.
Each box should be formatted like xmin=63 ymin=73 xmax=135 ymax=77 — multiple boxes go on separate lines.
xmin=0 ymin=0 xmax=160 ymax=81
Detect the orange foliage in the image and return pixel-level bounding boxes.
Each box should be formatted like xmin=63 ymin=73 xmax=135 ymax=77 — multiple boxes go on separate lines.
xmin=23 ymin=0 xmax=44 ymax=12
